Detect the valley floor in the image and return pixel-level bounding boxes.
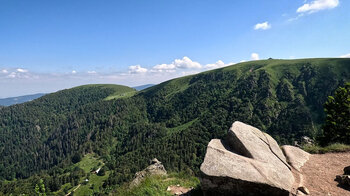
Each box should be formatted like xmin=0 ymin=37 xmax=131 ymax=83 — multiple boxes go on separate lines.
xmin=301 ymin=152 xmax=350 ymax=195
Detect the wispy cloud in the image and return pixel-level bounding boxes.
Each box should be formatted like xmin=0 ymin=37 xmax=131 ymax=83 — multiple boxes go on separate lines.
xmin=16 ymin=68 xmax=28 ymax=73
xmin=254 ymin=22 xmax=271 ymax=30
xmin=87 ymin=71 xmax=97 ymax=74
xmin=288 ymin=0 xmax=339 ymax=22
xmin=7 ymin=72 xmax=17 ymax=78
xmin=0 ymin=56 xmax=242 ymax=97
xmin=340 ymin=53 xmax=350 ymax=58
xmin=297 ymin=0 xmax=339 ymax=14
xmin=0 ymin=68 xmax=33 ymax=79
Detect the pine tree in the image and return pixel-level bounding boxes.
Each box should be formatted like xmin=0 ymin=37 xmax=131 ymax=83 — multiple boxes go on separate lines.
xmin=34 ymin=179 xmax=46 ymax=196
xmin=322 ymin=83 xmax=350 ymax=145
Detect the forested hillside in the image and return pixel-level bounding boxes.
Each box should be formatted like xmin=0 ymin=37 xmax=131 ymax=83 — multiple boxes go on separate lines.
xmin=0 ymin=58 xmax=349 ymax=194
xmin=0 ymin=84 xmax=136 ymax=180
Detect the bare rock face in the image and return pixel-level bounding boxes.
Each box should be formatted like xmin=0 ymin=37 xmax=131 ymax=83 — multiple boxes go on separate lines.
xmin=200 ymin=121 xmax=295 ymax=196
xmin=282 ymin=145 xmax=310 ymax=171
xmin=130 ymin=158 xmax=167 ymax=188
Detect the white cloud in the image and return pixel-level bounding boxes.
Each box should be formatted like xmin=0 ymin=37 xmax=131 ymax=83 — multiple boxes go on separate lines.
xmin=152 ymin=57 xmax=234 ymax=71
xmin=254 ymin=22 xmax=271 ymax=30
xmin=153 ymin=63 xmax=176 ymax=71
xmin=340 ymin=53 xmax=350 ymax=58
xmin=128 ymin=65 xmax=148 ymax=74
xmin=16 ymin=68 xmax=28 ymax=73
xmin=297 ymin=0 xmax=339 ymax=14
xmin=204 ymin=60 xmax=233 ymax=70
xmin=251 ymin=53 xmax=260 ymax=60
xmin=1 ymin=69 xmax=8 ymax=74
xmin=173 ymin=56 xmax=201 ymax=69
xmin=87 ymin=71 xmax=97 ymax=74
xmin=72 ymin=70 xmax=77 ymax=74
xmin=152 ymin=56 xmax=202 ymax=72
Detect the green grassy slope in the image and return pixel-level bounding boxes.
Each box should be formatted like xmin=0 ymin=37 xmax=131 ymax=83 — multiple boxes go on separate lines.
xmin=114 ymin=173 xmax=201 ymax=196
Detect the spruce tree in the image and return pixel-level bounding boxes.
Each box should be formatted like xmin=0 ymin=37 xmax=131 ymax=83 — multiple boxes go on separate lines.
xmin=322 ymin=83 xmax=350 ymax=145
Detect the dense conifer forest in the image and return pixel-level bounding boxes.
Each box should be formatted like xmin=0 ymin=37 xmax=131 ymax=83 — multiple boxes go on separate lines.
xmin=0 ymin=58 xmax=349 ymax=194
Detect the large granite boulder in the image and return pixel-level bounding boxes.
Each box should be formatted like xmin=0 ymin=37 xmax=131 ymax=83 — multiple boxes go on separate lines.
xmin=282 ymin=145 xmax=310 ymax=171
xmin=200 ymin=121 xmax=294 ymax=196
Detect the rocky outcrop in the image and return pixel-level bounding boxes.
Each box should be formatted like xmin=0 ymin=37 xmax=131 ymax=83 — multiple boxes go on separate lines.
xmin=130 ymin=158 xmax=167 ymax=188
xmin=282 ymin=145 xmax=310 ymax=171
xmin=336 ymin=175 xmax=350 ymax=187
xmin=336 ymin=165 xmax=350 ymax=187
xmin=200 ymin=121 xmax=296 ymax=196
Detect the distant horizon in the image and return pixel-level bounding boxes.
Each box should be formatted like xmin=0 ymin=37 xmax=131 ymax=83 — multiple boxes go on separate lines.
xmin=1 ymin=57 xmax=350 ymax=97
xmin=0 ymin=83 xmax=156 ymax=99
xmin=1 ymin=57 xmax=349 ymax=98
xmin=1 ymin=0 xmax=349 ymax=97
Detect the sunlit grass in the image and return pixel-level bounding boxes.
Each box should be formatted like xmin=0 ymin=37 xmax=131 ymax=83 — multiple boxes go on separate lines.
xmin=114 ymin=172 xmax=201 ymax=196
xmin=302 ymin=143 xmax=350 ymax=154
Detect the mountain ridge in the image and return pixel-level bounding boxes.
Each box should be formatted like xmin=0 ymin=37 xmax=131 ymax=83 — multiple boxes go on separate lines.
xmin=0 ymin=58 xmax=349 ymax=194
xmin=0 ymin=93 xmax=46 ymax=106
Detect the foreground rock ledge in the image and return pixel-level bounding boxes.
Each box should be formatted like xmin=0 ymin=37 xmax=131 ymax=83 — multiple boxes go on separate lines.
xmin=200 ymin=121 xmax=295 ymax=196
xmin=130 ymin=158 xmax=167 ymax=188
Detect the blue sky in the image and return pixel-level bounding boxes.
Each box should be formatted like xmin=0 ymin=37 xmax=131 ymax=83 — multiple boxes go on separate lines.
xmin=0 ymin=0 xmax=349 ymax=97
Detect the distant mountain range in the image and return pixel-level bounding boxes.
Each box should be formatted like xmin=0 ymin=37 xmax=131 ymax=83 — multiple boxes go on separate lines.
xmin=0 ymin=84 xmax=154 ymax=106
xmin=0 ymin=93 xmax=46 ymax=106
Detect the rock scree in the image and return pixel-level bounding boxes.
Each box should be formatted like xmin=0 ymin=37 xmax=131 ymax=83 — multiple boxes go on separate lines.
xmin=200 ymin=121 xmax=299 ymax=196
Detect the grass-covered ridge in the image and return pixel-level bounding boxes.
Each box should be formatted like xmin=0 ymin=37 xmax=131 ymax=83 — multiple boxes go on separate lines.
xmin=69 ymin=84 xmax=136 ymax=100
xmin=114 ymin=172 xmax=201 ymax=196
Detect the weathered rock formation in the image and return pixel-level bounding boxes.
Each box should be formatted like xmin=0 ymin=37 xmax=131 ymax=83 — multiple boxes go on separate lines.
xmin=200 ymin=121 xmax=298 ymax=196
xmin=130 ymin=158 xmax=167 ymax=188
xmin=282 ymin=145 xmax=310 ymax=172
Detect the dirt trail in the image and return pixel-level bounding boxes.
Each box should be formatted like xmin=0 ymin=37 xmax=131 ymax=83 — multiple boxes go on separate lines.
xmin=65 ymin=184 xmax=81 ymax=196
xmin=301 ymin=152 xmax=350 ymax=195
